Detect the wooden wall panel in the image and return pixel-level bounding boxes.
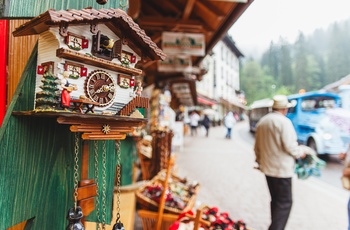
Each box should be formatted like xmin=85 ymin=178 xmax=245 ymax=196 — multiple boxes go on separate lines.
xmin=8 ymin=19 xmax=38 ymax=105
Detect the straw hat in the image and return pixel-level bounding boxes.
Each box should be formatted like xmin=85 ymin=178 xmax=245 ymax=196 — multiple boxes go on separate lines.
xmin=272 ymin=95 xmax=292 ymax=109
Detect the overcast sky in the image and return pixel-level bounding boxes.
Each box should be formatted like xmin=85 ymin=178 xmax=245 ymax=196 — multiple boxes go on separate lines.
xmin=229 ymin=0 xmax=350 ymax=57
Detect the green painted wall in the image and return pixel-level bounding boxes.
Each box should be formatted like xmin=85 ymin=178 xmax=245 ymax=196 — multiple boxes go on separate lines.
xmin=1 ymin=0 xmax=128 ymax=18
xmin=0 ymin=43 xmax=135 ymax=229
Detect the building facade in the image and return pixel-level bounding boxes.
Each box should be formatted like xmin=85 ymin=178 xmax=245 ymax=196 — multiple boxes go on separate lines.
xmin=197 ymin=34 xmax=246 ymax=121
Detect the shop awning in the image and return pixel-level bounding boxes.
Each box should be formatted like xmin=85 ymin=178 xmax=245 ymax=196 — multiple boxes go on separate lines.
xmin=220 ymin=98 xmax=247 ymax=110
xmin=197 ymin=94 xmax=218 ymax=106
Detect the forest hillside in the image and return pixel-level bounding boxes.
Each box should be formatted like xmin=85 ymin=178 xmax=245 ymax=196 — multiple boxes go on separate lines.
xmin=240 ymin=19 xmax=350 ymax=105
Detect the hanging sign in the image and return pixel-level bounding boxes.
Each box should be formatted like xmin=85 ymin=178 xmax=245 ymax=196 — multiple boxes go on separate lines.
xmin=158 ymin=55 xmax=192 ymax=72
xmin=161 ymin=32 xmax=205 ymax=56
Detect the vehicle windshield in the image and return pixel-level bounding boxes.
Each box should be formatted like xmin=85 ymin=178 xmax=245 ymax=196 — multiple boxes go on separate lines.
xmin=301 ymin=96 xmax=336 ymax=111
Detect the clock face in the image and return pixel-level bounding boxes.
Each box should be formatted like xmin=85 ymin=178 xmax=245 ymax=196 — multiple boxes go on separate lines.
xmin=85 ymin=70 xmax=116 ymax=107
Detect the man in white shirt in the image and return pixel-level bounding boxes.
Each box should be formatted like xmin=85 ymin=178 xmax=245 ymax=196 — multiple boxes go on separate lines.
xmin=189 ymin=111 xmax=200 ymax=136
xmin=254 ymin=95 xmax=306 ymax=230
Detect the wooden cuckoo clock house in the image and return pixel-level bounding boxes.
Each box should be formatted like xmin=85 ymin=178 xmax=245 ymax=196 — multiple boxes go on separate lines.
xmin=13 ymin=8 xmax=166 ymax=117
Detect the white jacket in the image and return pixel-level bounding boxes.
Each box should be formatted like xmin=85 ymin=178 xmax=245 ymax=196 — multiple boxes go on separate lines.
xmin=224 ymin=112 xmax=236 ymax=128
xmin=254 ymin=111 xmax=303 ymax=178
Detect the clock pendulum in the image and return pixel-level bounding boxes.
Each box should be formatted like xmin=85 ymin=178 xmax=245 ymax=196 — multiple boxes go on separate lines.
xmin=66 ymin=133 xmax=85 ymax=230
xmin=112 ymin=141 xmax=125 ymax=230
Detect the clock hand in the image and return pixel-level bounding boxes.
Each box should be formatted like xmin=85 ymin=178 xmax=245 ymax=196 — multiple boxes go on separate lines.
xmin=92 ymin=85 xmax=105 ymax=96
xmin=92 ymin=85 xmax=115 ymax=96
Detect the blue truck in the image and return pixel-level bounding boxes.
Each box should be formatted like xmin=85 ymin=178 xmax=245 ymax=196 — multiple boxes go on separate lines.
xmin=286 ymin=91 xmax=350 ymax=156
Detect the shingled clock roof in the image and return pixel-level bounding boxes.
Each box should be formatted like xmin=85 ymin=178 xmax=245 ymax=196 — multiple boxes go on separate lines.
xmin=12 ymin=8 xmax=166 ymax=61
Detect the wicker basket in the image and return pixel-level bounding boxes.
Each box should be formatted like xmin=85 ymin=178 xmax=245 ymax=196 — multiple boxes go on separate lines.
xmin=137 ymin=209 xmax=179 ymax=230
xmin=135 ymin=171 xmax=199 ymax=214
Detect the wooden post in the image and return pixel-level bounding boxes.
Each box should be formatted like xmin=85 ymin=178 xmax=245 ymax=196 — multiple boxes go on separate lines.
xmin=156 ymin=155 xmax=175 ymax=230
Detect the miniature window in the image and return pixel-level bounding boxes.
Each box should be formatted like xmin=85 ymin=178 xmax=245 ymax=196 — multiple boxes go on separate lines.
xmin=65 ymin=32 xmax=88 ymax=51
xmin=118 ymin=74 xmax=134 ymax=88
xmin=41 ymin=61 xmax=55 ymax=74
xmin=64 ymin=61 xmax=87 ymax=79
xmin=91 ymin=31 xmax=120 ymax=61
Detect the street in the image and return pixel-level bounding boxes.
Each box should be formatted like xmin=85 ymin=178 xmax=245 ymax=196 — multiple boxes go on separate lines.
xmin=175 ymin=119 xmax=348 ymax=230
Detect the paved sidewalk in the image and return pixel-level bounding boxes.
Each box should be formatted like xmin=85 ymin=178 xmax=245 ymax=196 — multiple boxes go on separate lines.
xmin=174 ymin=121 xmax=348 ymax=230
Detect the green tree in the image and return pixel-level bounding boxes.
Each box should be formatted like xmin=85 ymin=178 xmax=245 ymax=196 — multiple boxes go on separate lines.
xmin=35 ymin=71 xmax=60 ymax=110
xmin=241 ymin=59 xmax=275 ymax=105
xmin=279 ymin=38 xmax=294 ymax=87
xmin=261 ymin=41 xmax=279 ymax=82
xmin=326 ymin=22 xmax=350 ymax=83
xmin=293 ymin=32 xmax=309 ymax=92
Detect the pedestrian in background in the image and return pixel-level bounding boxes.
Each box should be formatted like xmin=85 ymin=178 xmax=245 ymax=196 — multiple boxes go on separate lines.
xmin=254 ymin=95 xmax=306 ymax=230
xmin=224 ymin=111 xmax=236 ymax=139
xmin=189 ymin=110 xmax=200 ymax=136
xmin=202 ymin=114 xmax=211 ymax=137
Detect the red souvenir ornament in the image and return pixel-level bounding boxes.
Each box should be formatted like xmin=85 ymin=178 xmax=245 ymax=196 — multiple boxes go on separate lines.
xmin=130 ymin=55 xmax=136 ymax=63
xmin=130 ymin=78 xmax=135 ymax=87
xmin=37 ymin=65 xmax=44 ymax=74
xmin=82 ymin=39 xmax=89 ymax=49
xmin=80 ymin=67 xmax=87 ymax=77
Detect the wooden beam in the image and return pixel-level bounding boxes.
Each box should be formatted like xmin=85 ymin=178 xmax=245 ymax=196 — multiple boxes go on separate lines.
xmin=127 ymin=0 xmax=141 ymax=19
xmin=142 ymin=2 xmax=163 ymax=16
xmin=195 ymin=0 xmax=254 ymax=66
xmin=158 ymin=1 xmax=182 ymax=16
xmin=195 ymin=0 xmax=227 ymax=17
xmin=193 ymin=1 xmax=225 ymax=31
xmin=182 ymin=0 xmax=196 ymax=20
xmin=138 ymin=16 xmax=203 ymax=30
xmin=56 ymin=48 xmax=143 ymax=76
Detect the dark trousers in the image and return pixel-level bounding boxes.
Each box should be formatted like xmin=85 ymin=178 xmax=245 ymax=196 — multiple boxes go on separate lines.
xmin=225 ymin=127 xmax=232 ymax=138
xmin=204 ymin=125 xmax=209 ymax=137
xmin=266 ymin=176 xmax=293 ymax=230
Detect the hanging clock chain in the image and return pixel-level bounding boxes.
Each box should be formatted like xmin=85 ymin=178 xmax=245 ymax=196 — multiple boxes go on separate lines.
xmin=73 ymin=133 xmax=80 ymax=210
xmin=101 ymin=141 xmax=107 ymax=230
xmin=112 ymin=140 xmax=124 ymax=230
xmin=116 ymin=141 xmax=121 ymax=221
xmin=66 ymin=133 xmax=84 ymax=229
xmin=94 ymin=141 xmax=101 ymax=230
